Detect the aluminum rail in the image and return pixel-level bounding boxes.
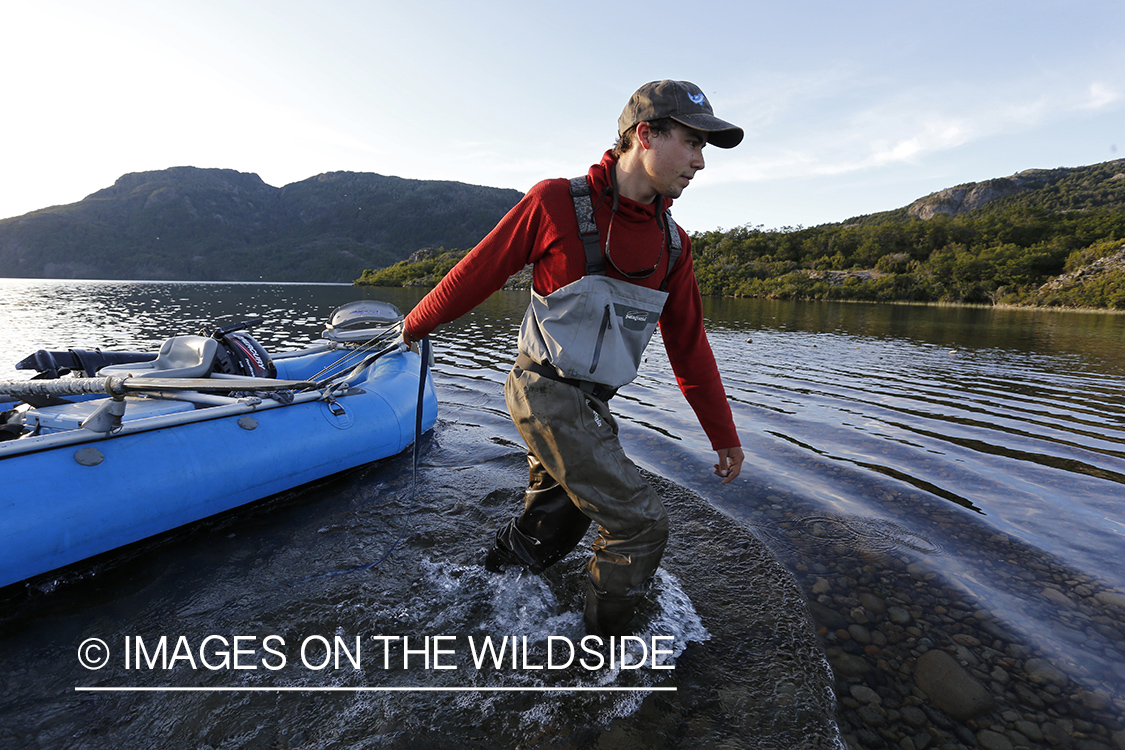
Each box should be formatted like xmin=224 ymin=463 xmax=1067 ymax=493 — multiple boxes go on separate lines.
xmin=0 ymin=390 xmax=326 ymax=460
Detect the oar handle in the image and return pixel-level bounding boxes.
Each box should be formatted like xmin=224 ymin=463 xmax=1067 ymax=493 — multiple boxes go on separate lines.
xmin=0 ymin=375 xmax=315 ymax=399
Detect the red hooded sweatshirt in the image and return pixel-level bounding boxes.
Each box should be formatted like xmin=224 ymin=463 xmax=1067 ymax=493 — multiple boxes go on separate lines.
xmin=405 ymin=151 xmax=740 ymax=451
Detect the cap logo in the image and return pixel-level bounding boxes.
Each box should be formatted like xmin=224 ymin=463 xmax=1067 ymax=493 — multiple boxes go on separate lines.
xmin=689 ymin=93 xmax=706 ymax=106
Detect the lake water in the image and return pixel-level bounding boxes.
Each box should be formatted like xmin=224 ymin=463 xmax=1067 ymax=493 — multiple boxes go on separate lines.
xmin=1 ymin=279 xmax=1123 ymax=750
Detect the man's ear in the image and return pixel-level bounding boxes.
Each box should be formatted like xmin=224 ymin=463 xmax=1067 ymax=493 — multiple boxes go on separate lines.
xmin=635 ymin=121 xmax=653 ymax=150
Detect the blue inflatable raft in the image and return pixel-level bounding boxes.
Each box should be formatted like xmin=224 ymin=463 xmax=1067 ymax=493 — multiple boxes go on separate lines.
xmin=0 ymin=301 xmax=437 ymax=589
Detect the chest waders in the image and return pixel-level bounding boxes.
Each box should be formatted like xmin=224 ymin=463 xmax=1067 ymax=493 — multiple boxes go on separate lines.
xmin=490 ymin=176 xmax=682 ymax=636
xmin=515 ymin=176 xmax=682 ymax=394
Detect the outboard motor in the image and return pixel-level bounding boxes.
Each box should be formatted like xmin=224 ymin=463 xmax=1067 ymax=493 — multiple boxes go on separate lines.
xmin=207 ymin=319 xmax=277 ymax=378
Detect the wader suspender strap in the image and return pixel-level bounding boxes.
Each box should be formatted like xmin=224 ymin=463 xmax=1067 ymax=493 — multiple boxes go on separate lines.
xmin=567 ymin=176 xmax=683 ymax=290
xmin=662 ymin=214 xmax=682 ymax=291
xmin=569 ymin=177 xmax=604 ymax=276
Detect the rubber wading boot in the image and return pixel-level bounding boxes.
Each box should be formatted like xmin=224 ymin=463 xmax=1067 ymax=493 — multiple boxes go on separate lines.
xmin=484 ymin=543 xmax=523 ymax=573
xmin=584 ymin=580 xmax=638 ymax=637
xmin=484 ymin=519 xmax=551 ymax=573
xmin=484 ymin=478 xmax=591 ymax=574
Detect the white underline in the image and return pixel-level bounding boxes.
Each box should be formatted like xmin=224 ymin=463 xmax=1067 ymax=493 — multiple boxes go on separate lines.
xmin=75 ymin=686 xmax=676 ymax=693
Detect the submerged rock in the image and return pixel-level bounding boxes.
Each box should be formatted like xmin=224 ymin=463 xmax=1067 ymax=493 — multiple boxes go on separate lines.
xmin=913 ymin=649 xmax=996 ymax=720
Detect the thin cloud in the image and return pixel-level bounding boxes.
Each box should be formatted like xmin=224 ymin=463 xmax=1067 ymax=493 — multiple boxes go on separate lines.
xmin=1082 ymin=82 xmax=1121 ymax=110
xmin=711 ymin=73 xmax=1120 ymax=187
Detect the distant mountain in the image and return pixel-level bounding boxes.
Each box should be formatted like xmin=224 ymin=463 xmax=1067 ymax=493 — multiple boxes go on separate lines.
xmin=856 ymin=158 xmax=1125 ymax=223
xmin=0 ymin=167 xmax=523 ymax=282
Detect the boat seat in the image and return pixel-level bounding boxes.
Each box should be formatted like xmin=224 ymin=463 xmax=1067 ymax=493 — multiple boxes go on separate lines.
xmin=97 ymin=336 xmax=219 ymax=379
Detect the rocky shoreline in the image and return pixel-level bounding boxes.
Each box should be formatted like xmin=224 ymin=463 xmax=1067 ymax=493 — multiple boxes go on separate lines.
xmin=1033 ymin=246 xmax=1125 ymax=306
xmin=749 ymin=495 xmax=1125 ymax=750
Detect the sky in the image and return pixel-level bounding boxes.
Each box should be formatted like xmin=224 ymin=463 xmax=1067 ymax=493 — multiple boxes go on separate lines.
xmin=2 ymin=0 xmax=1123 ymax=234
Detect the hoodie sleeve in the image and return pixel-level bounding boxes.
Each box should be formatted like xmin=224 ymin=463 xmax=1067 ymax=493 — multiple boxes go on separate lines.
xmin=658 ymin=232 xmax=741 ymax=451
xmin=404 ymin=185 xmax=548 ymax=339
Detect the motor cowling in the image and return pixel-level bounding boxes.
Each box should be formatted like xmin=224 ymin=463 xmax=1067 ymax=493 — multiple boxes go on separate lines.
xmin=321 ymin=300 xmax=404 ymax=343
xmin=212 ymin=330 xmax=276 ymax=378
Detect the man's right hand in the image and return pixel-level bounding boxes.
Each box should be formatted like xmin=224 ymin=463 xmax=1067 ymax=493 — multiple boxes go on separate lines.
xmin=714 ymin=446 xmax=744 ymax=484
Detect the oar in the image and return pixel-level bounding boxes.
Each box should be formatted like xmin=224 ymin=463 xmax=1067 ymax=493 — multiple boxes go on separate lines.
xmin=118 ymin=377 xmax=316 ymax=392
xmin=0 ymin=375 xmax=316 ymax=399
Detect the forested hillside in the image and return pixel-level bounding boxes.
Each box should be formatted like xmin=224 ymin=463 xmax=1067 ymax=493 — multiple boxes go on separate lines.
xmin=0 ymin=167 xmax=522 ymax=282
xmin=690 ymin=159 xmax=1125 ymax=307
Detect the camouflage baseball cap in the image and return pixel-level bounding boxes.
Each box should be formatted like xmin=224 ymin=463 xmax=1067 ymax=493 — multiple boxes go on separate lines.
xmin=618 ymin=80 xmax=744 ymax=149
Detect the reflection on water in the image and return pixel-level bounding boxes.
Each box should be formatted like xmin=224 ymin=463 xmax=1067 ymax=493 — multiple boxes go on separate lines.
xmin=0 ymin=280 xmax=409 ymax=374
xmin=2 ymin=280 xmax=1124 ymax=748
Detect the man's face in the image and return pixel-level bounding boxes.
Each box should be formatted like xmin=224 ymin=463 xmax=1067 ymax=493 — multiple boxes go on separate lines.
xmin=644 ymin=123 xmax=707 ymax=200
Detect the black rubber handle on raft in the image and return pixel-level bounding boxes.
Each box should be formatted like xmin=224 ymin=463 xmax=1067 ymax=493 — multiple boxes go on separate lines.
xmin=413 ymin=336 xmax=430 ymax=475
xmin=210 ymin=318 xmax=266 ymax=338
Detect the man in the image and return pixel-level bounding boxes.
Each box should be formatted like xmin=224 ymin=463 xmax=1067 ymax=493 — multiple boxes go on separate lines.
xmin=403 ymin=80 xmax=745 ymax=636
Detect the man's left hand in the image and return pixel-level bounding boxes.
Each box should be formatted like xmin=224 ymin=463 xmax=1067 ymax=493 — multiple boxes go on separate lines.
xmin=714 ymin=446 xmax=744 ymax=484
